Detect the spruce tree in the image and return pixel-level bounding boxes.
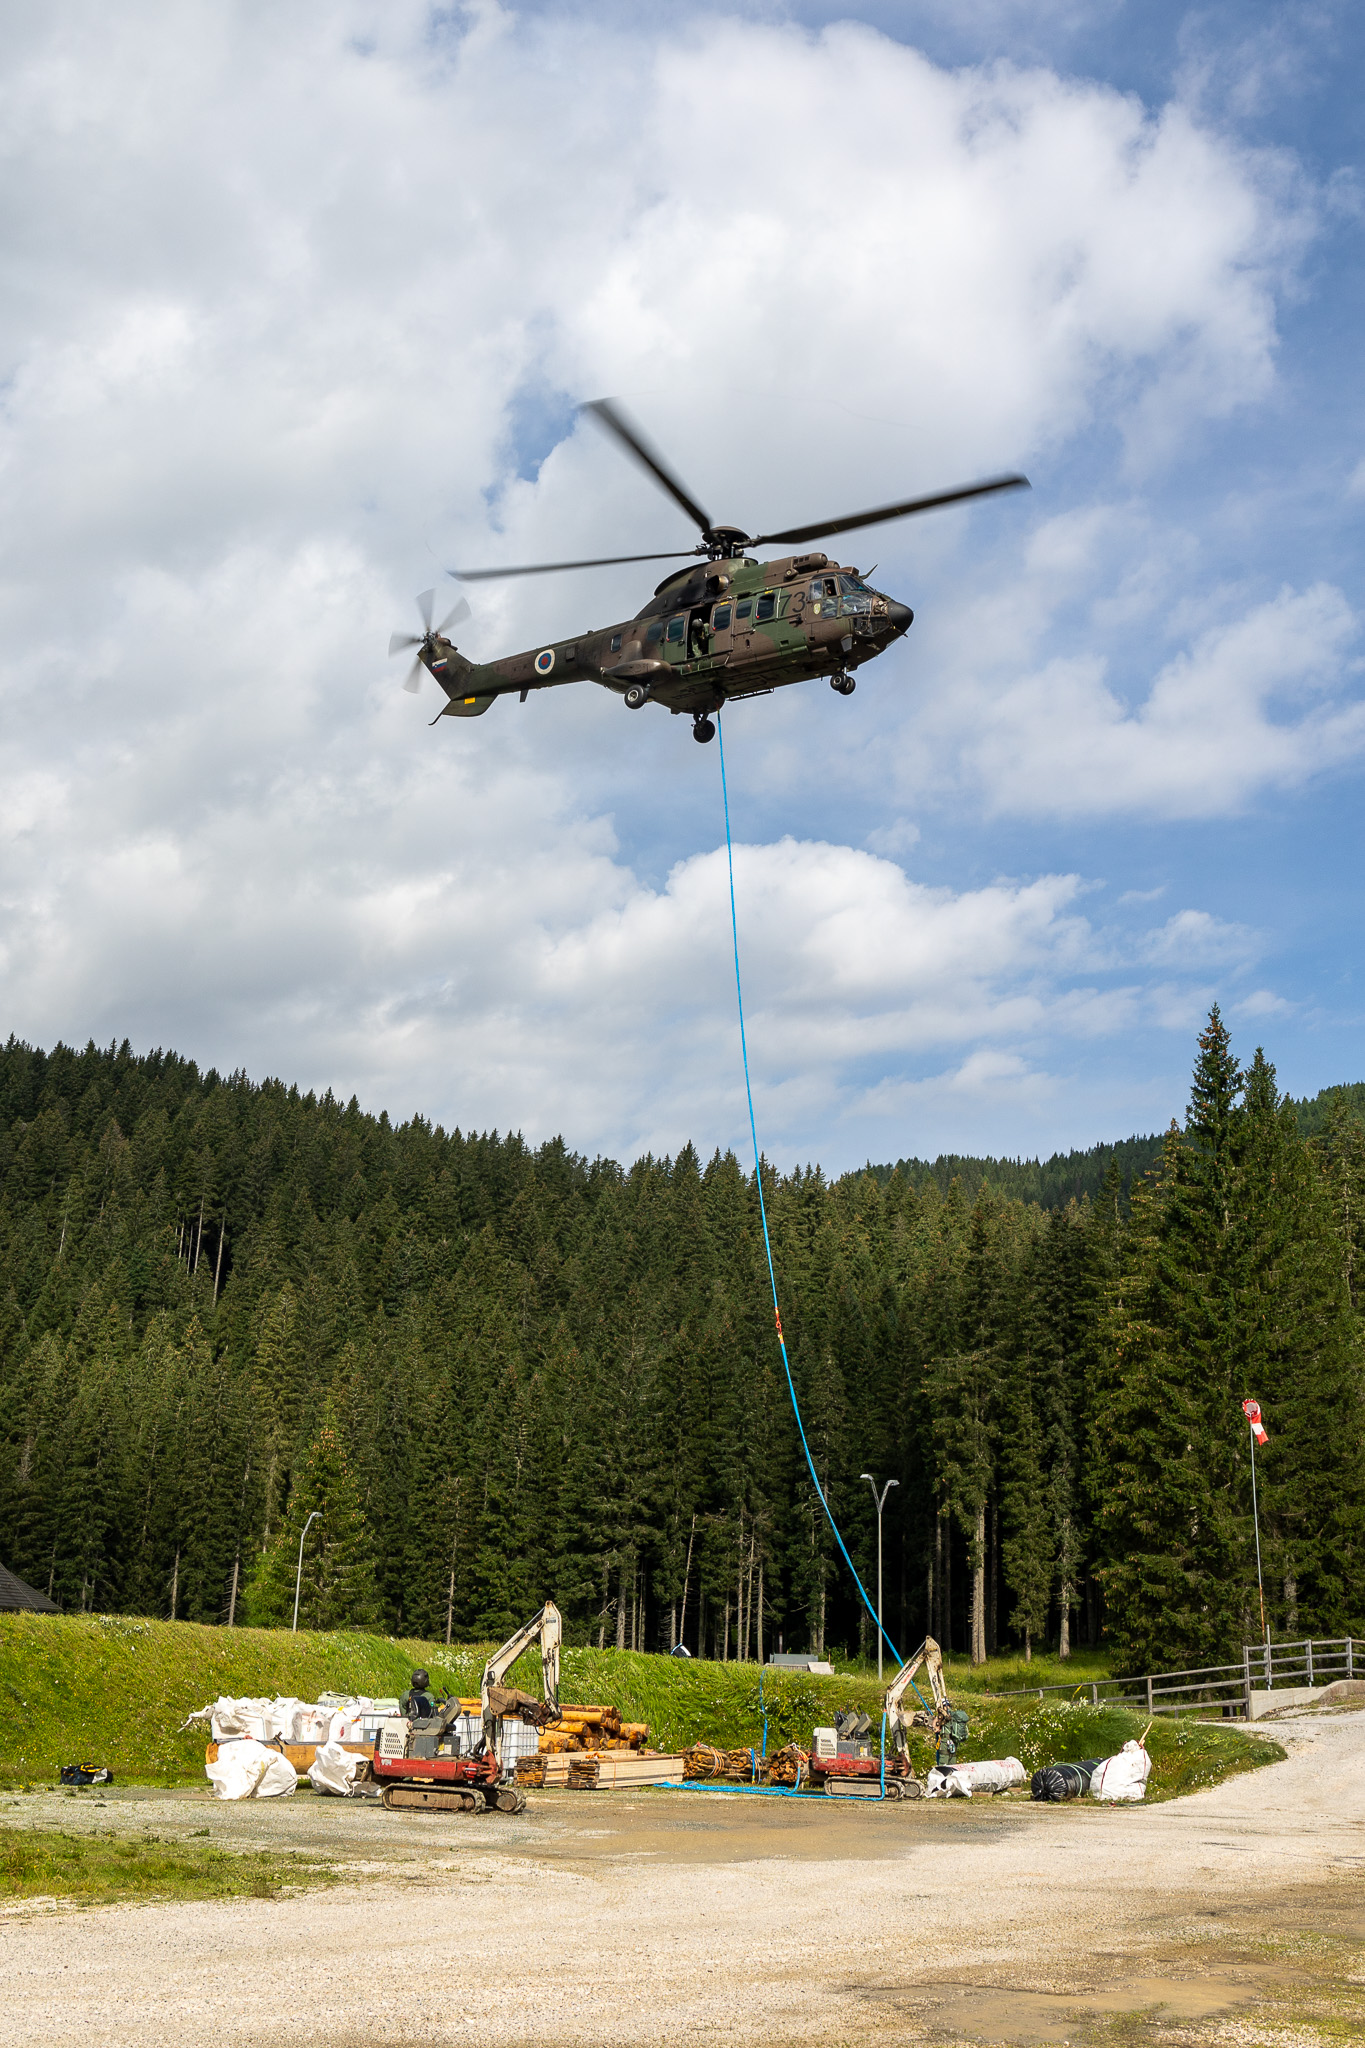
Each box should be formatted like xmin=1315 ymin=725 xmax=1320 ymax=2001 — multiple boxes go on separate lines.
xmin=242 ymin=1402 xmax=380 ymax=1629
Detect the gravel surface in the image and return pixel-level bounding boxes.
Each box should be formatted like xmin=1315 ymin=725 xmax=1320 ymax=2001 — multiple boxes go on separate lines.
xmin=3 ymin=1709 xmax=1362 ymax=2046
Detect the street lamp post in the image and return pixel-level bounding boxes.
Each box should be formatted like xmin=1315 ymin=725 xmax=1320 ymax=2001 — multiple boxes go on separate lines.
xmin=860 ymin=1473 xmax=899 ymax=1680
xmin=292 ymin=1511 xmax=320 ymax=1633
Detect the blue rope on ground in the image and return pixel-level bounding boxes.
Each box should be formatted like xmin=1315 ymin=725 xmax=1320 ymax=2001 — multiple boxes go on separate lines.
xmin=716 ymin=710 xmax=900 ymax=1671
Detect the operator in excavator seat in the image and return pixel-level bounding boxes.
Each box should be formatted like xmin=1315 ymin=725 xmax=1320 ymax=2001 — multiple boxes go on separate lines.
xmin=401 ymin=1669 xmax=436 ymax=1721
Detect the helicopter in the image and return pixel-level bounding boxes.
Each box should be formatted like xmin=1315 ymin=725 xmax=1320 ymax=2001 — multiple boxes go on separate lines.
xmin=390 ymin=400 xmax=1029 ymax=745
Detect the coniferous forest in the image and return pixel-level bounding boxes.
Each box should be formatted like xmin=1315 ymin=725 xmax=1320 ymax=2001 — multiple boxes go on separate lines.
xmin=1 ymin=1011 xmax=1362 ymax=1675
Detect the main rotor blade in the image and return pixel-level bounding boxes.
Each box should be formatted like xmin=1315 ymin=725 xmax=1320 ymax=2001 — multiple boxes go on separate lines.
xmin=449 ymin=547 xmax=701 ymax=583
xmin=402 ymin=658 xmax=424 ymax=694
xmin=581 ymin=398 xmax=714 ymax=539
xmin=435 ymin=596 xmax=471 ymax=636
xmin=416 ymin=589 xmax=435 ymax=633
xmin=751 ymin=475 xmax=1030 ymax=550
xmin=389 ymin=631 xmax=422 ymax=655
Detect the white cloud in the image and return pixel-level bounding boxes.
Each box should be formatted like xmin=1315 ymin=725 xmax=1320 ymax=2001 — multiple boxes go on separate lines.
xmin=0 ymin=3 xmax=1329 ymax=1164
xmin=947 ymin=581 xmax=1361 ymax=818
xmin=1140 ymin=908 xmax=1259 ymax=969
xmin=1233 ymin=988 xmax=1295 ymax=1021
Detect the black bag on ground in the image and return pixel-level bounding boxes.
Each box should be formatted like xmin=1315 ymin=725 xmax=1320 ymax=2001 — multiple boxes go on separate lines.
xmin=59 ymin=1763 xmax=112 ymax=1787
xmin=1030 ymin=1758 xmax=1101 ymax=1801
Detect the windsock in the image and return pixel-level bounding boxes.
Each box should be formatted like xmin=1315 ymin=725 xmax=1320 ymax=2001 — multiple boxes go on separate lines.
xmin=1242 ymin=1397 xmax=1268 ymax=1445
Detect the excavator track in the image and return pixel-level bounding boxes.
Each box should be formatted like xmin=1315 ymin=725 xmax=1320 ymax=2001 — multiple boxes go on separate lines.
xmin=382 ymin=1783 xmax=485 ymax=1814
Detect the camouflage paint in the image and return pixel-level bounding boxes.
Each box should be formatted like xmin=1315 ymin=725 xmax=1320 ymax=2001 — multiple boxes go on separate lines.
xmin=420 ymin=551 xmax=913 ymax=723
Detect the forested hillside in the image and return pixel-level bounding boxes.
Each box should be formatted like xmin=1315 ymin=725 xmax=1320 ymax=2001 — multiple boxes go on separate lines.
xmin=1 ymin=1015 xmax=1362 ymax=1674
xmin=875 ymin=1080 xmax=1364 ymax=1209
xmin=871 ymin=1136 xmax=1165 ymax=1210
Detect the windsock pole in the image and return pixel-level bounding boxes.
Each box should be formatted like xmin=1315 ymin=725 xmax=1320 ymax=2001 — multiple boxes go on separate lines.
xmin=1243 ymin=1400 xmax=1270 ymax=1663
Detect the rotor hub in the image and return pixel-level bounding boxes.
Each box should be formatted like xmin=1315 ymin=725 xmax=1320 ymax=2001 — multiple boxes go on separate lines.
xmin=703 ymin=525 xmax=752 ymax=560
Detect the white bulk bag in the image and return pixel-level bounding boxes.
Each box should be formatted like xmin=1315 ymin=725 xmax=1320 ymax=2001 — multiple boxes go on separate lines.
xmin=206 ymin=1739 xmax=299 ymax=1800
xmin=1090 ymin=1740 xmax=1151 ymax=1802
xmin=925 ymin=1756 xmax=1024 ymax=1799
xmin=308 ymin=1741 xmax=365 ymax=1797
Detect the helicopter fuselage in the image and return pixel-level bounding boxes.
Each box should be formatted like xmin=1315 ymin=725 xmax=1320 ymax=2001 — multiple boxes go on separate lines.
xmin=422 ymin=549 xmax=913 ymax=725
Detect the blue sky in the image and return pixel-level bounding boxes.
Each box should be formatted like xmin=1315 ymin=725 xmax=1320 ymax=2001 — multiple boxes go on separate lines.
xmin=0 ymin=1 xmax=1361 ymax=1170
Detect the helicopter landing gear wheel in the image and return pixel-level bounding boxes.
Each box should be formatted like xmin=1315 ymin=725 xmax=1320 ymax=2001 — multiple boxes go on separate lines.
xmin=623 ymin=683 xmax=650 ymax=710
xmin=692 ymin=716 xmax=716 ymax=744
xmin=831 ymin=673 xmax=855 ymax=695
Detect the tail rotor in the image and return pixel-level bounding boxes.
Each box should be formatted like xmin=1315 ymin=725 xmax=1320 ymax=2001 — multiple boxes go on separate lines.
xmin=389 ymin=590 xmax=471 ymax=693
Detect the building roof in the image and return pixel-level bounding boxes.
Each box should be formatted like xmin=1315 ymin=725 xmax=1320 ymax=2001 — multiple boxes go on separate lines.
xmin=0 ymin=1563 xmax=61 ymax=1613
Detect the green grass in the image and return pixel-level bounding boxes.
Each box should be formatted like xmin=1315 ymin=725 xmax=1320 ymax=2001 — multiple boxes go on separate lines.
xmin=832 ymin=1644 xmax=1114 ymax=1696
xmin=0 ymin=1613 xmax=1280 ymax=1799
xmin=0 ymin=1825 xmax=337 ymax=1905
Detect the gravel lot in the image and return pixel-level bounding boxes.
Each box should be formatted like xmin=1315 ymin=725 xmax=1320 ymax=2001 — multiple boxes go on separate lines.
xmin=3 ymin=1707 xmax=1363 ymax=2046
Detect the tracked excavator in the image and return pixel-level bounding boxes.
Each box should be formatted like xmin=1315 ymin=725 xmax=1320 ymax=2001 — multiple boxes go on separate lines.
xmin=809 ymin=1635 xmax=967 ymax=1800
xmin=884 ymin=1634 xmax=969 ymax=1776
xmin=373 ymin=1601 xmax=563 ymax=1815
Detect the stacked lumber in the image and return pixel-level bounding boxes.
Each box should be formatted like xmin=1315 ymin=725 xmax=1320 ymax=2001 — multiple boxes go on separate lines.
xmin=586 ymin=1751 xmax=685 ymax=1789
xmin=766 ymin=1742 xmax=809 ymax=1787
xmin=533 ymin=1749 xmax=686 ymax=1789
xmin=515 ymin=1756 xmax=547 ymax=1788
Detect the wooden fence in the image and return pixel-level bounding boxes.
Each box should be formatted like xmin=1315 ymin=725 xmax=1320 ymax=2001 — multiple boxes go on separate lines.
xmin=990 ymin=1638 xmax=1358 ymax=1719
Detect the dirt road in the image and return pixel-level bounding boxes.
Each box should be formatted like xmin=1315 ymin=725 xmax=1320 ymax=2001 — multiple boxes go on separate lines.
xmin=4 ymin=1706 xmax=1362 ymax=2046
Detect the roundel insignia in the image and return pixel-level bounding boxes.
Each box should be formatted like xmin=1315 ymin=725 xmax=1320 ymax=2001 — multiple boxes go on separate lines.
xmin=534 ymin=648 xmax=556 ymax=676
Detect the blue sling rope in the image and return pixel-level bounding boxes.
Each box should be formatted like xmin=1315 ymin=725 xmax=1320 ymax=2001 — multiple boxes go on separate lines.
xmin=716 ymin=710 xmax=900 ymax=1670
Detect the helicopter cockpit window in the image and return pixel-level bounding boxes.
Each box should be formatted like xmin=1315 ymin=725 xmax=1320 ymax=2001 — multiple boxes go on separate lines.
xmin=754 ymin=593 xmax=776 ymax=622
xmin=665 ymin=615 xmax=685 ymax=642
xmin=712 ymin=603 xmax=731 ymax=631
xmin=811 ymin=575 xmax=840 ymax=614
xmin=838 ymin=573 xmax=871 ymax=614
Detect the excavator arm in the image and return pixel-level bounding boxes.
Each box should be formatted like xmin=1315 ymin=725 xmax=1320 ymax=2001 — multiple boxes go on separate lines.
xmin=479 ymin=1601 xmax=562 ymax=1741
xmin=883 ymin=1635 xmax=950 ymax=1761
xmin=428 ymin=1600 xmax=563 ymax=1749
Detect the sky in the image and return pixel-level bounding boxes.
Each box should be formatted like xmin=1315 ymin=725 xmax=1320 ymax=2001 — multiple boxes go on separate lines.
xmin=1 ymin=0 xmax=1362 ymax=1172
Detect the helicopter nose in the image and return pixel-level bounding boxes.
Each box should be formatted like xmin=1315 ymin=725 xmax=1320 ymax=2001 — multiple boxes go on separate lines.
xmin=886 ymin=600 xmax=914 ymax=637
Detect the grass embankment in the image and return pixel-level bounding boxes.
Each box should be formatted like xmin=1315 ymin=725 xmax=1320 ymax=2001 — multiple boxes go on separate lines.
xmin=1 ymin=1825 xmax=336 ymax=1906
xmin=0 ymin=1613 xmax=1280 ymax=1801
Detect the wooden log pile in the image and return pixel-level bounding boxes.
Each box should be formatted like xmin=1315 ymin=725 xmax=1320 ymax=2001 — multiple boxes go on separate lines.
xmin=766 ymin=1742 xmax=809 ymax=1788
xmin=537 ymin=1703 xmax=651 ymax=1754
xmin=680 ymin=1742 xmax=762 ymax=1782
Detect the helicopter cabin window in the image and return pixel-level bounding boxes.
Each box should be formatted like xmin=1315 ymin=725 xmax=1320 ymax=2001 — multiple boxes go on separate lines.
xmin=609 ymin=633 xmax=622 ymax=653
xmin=645 ymin=621 xmax=663 ymax=643
xmin=811 ymin=575 xmax=840 ymax=614
xmin=711 ymin=603 xmax=731 ymax=631
xmin=735 ymin=597 xmax=752 ymax=620
xmin=754 ymin=592 xmax=776 ymax=622
xmin=665 ymin=615 xmax=685 ymax=642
